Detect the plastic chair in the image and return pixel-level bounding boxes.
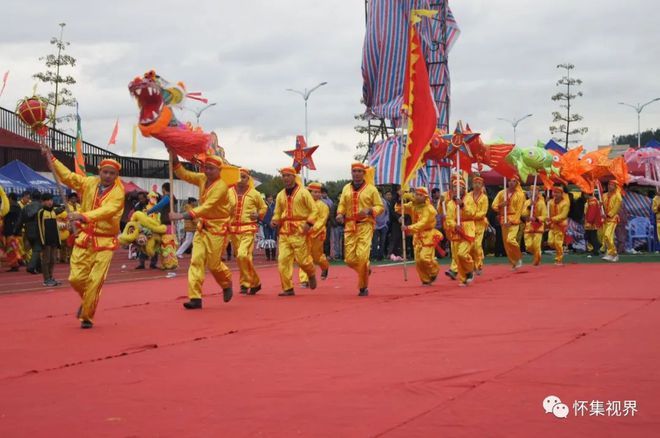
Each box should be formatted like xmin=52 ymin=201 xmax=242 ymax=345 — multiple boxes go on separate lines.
xmin=626 ymin=217 xmax=654 ymax=251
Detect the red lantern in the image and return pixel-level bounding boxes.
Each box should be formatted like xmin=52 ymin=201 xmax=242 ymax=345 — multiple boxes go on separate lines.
xmin=16 ymin=96 xmax=50 ymax=136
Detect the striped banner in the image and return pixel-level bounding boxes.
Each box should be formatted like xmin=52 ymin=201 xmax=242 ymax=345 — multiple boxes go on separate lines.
xmin=369 ymin=136 xmax=450 ymax=189
xmin=623 ymin=191 xmax=651 ymax=218
xmin=362 ymin=0 xmax=460 ymax=124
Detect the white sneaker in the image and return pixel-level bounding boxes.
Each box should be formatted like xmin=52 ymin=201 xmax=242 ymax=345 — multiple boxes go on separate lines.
xmin=610 ymin=255 xmax=619 ymax=262
xmin=602 ymin=255 xmax=613 ymax=261
xmin=513 ymin=260 xmax=523 ymax=270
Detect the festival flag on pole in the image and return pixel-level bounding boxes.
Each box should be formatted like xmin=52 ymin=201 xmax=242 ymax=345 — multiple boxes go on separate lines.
xmin=107 ymin=119 xmax=119 ymax=146
xmin=0 ymin=71 xmax=8 ymax=99
xmin=400 ymin=9 xmax=438 ymax=187
xmin=73 ymin=105 xmax=86 ymax=176
xmin=131 ymin=124 xmax=138 ymax=155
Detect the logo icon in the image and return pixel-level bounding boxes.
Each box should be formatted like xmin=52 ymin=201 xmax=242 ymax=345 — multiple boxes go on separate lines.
xmin=543 ymin=395 xmax=569 ymax=419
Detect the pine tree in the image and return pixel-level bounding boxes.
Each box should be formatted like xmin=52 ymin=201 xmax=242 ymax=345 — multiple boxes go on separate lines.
xmin=33 ymin=22 xmax=77 ymax=132
xmin=549 ymin=63 xmax=588 ymax=148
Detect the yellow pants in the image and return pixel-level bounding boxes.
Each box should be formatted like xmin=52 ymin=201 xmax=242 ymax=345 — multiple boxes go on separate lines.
xmin=548 ymin=229 xmax=565 ymax=263
xmin=278 ymin=233 xmax=315 ymax=291
xmin=502 ymin=224 xmax=522 ymax=266
xmin=602 ymin=221 xmax=618 ymax=256
xmin=450 ymin=240 xmax=474 ymax=283
xmin=598 ymin=227 xmax=605 ymax=252
xmin=188 ymin=231 xmax=232 ymax=299
xmin=299 ymin=234 xmax=329 ymax=283
xmin=471 ymin=224 xmax=486 ymax=271
xmin=525 ymin=233 xmax=543 ymax=265
xmin=414 ymin=243 xmax=439 ymax=284
xmin=344 ymin=223 xmax=374 ymax=289
xmin=69 ymin=245 xmax=114 ymax=322
xmin=231 ymin=233 xmax=259 ymax=288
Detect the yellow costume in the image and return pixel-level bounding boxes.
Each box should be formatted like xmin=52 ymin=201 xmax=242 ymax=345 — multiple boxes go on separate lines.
xmin=52 ymin=158 xmax=124 ymax=324
xmin=229 ymin=176 xmax=267 ymax=294
xmin=653 ymin=195 xmax=660 ymax=242
xmin=602 ymin=186 xmax=623 ymax=258
xmin=444 ymin=189 xmax=476 ymax=285
xmin=522 ymin=195 xmax=547 ymax=266
xmin=547 ymin=190 xmax=570 ymax=264
xmin=492 ymin=183 xmax=526 ymax=267
xmin=299 ymin=184 xmax=330 ymax=285
xmin=401 ymin=188 xmax=442 ymax=285
xmin=466 ymin=189 xmax=489 ymax=272
xmin=273 ymin=172 xmax=318 ymax=292
xmin=175 ymin=159 xmax=235 ymax=302
xmin=337 ymin=164 xmax=384 ymax=293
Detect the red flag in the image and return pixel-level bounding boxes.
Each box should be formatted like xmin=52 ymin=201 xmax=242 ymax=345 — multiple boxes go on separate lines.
xmin=107 ymin=119 xmax=119 ymax=146
xmin=0 ymin=71 xmax=8 ymax=98
xmin=400 ymin=10 xmax=438 ymax=187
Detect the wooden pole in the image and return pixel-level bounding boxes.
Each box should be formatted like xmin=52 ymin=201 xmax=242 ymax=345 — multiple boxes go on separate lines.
xmin=399 ymin=117 xmax=408 ymax=281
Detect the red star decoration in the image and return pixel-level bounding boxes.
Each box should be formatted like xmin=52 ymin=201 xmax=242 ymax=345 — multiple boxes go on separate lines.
xmin=284 ymin=135 xmax=319 ymax=171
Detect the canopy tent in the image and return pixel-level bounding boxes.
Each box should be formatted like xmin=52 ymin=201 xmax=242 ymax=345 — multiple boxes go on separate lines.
xmin=544 ymin=139 xmax=567 ymax=155
xmin=0 ymin=173 xmax=29 ymax=193
xmin=644 ymin=139 xmax=660 ymax=149
xmin=0 ymin=160 xmax=59 ymax=194
xmin=123 ymin=180 xmax=147 ymax=194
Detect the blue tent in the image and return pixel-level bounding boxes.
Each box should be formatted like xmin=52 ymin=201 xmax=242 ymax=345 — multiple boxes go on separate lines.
xmin=544 ymin=139 xmax=568 ymax=155
xmin=0 ymin=160 xmax=59 ymax=194
xmin=644 ymin=139 xmax=660 ymax=149
xmin=0 ymin=173 xmax=29 ymax=193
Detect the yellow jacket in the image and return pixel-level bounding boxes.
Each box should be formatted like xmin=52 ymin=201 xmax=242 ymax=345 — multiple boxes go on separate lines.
xmin=310 ymin=199 xmax=330 ymax=239
xmin=467 ymin=191 xmax=489 ymax=230
xmin=229 ymin=186 xmax=267 ymax=234
xmin=444 ymin=194 xmax=477 ymax=241
xmin=337 ymin=182 xmax=384 ymax=233
xmin=548 ymin=194 xmax=570 ymax=232
xmin=602 ymin=189 xmax=623 ymax=224
xmin=273 ymin=184 xmax=318 ymax=236
xmin=402 ymin=200 xmax=442 ymax=247
xmin=492 ymin=187 xmax=526 ymax=225
xmin=653 ymin=195 xmax=660 ymax=222
xmin=52 ymin=159 xmax=125 ymax=250
xmin=522 ymin=197 xmax=547 ymax=233
xmin=174 ymin=163 xmax=234 ymax=235
xmin=0 ymin=186 xmax=8 ymax=217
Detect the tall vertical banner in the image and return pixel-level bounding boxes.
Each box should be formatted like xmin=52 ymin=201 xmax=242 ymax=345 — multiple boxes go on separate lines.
xmin=73 ymin=106 xmax=86 ymax=176
xmin=107 ymin=119 xmax=119 ymax=146
xmin=400 ymin=9 xmax=439 ymax=187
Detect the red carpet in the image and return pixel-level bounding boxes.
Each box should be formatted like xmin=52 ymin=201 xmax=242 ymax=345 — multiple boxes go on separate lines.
xmin=0 ymin=261 xmax=658 ymax=437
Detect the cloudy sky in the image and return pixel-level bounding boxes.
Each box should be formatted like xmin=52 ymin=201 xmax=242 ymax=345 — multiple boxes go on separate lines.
xmin=1 ymin=0 xmax=659 ymax=181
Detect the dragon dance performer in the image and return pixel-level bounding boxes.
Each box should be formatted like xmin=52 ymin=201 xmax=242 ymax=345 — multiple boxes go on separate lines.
xmin=546 ymin=186 xmax=570 ymax=266
xmin=229 ymin=168 xmax=267 ymax=295
xmin=169 ymin=153 xmax=235 ymax=309
xmin=336 ymin=163 xmax=384 ymax=297
xmin=522 ymin=189 xmax=547 ymax=266
xmin=467 ymin=175 xmax=489 ymax=275
xmin=601 ymin=180 xmax=623 ymax=262
xmin=444 ymin=176 xmax=476 ymax=286
xmin=653 ymin=193 xmax=660 ymax=243
xmin=271 ymin=167 xmax=318 ymax=296
xmin=45 ymin=149 xmax=125 ymax=329
xmin=583 ymin=193 xmax=603 ymax=257
xmin=400 ymin=187 xmax=442 ymax=286
xmin=492 ymin=175 xmax=526 ymax=269
xmin=299 ymin=182 xmax=330 ymax=287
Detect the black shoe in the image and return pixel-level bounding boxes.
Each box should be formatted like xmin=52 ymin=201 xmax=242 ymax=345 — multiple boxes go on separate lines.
xmin=51 ymin=279 xmax=62 ymax=286
xmin=466 ymin=272 xmax=475 ymax=284
xmin=248 ymin=284 xmax=262 ymax=295
xmin=43 ymin=279 xmax=58 ymax=287
xmin=321 ymin=269 xmax=328 ymax=280
xmin=358 ymin=288 xmax=369 ymax=297
xmin=183 ymin=298 xmax=202 ymax=309
xmin=26 ymin=268 xmax=37 ymax=275
xmin=149 ymin=264 xmax=158 ymax=269
xmin=7 ymin=267 xmax=19 ymax=272
xmin=76 ymin=306 xmax=82 ymax=319
xmin=429 ymin=275 xmax=437 ymax=284
xmin=240 ymin=286 xmax=248 ymax=295
xmin=135 ymin=265 xmax=145 ymax=270
xmin=278 ymin=289 xmax=295 ymax=297
xmin=300 ymin=282 xmax=309 ymax=289
xmin=223 ymin=287 xmax=233 ymax=303
xmin=80 ymin=320 xmax=93 ymax=329
xmin=444 ymin=270 xmax=457 ymax=280
xmin=308 ymin=276 xmax=317 ymax=290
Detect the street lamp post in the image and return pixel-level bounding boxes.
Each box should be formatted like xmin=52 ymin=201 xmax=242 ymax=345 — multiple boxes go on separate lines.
xmin=187 ymin=102 xmax=217 ymax=126
xmin=497 ymin=114 xmax=533 ymax=145
xmin=286 ymin=82 xmax=328 ymax=181
xmin=618 ymin=98 xmax=660 ymax=148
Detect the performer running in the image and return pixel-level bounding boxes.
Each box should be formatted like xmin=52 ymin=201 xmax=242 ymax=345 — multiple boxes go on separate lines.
xmin=547 ymin=186 xmax=570 ymax=266
xmin=444 ymin=176 xmax=476 ymax=286
xmin=400 ymin=187 xmax=442 ymax=285
xmin=299 ymin=182 xmax=330 ymax=287
xmin=467 ymin=174 xmax=489 ymax=275
xmin=45 ymin=149 xmax=125 ymax=329
xmin=492 ymin=175 xmax=526 ymax=269
xmin=336 ymin=163 xmax=384 ymax=296
xmin=168 ymin=153 xmax=234 ymax=309
xmin=601 ymin=180 xmax=623 ymax=262
xmin=271 ymin=167 xmax=318 ymax=296
xmin=229 ymin=168 xmax=267 ymax=295
xmin=522 ymin=188 xmax=547 ymax=266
